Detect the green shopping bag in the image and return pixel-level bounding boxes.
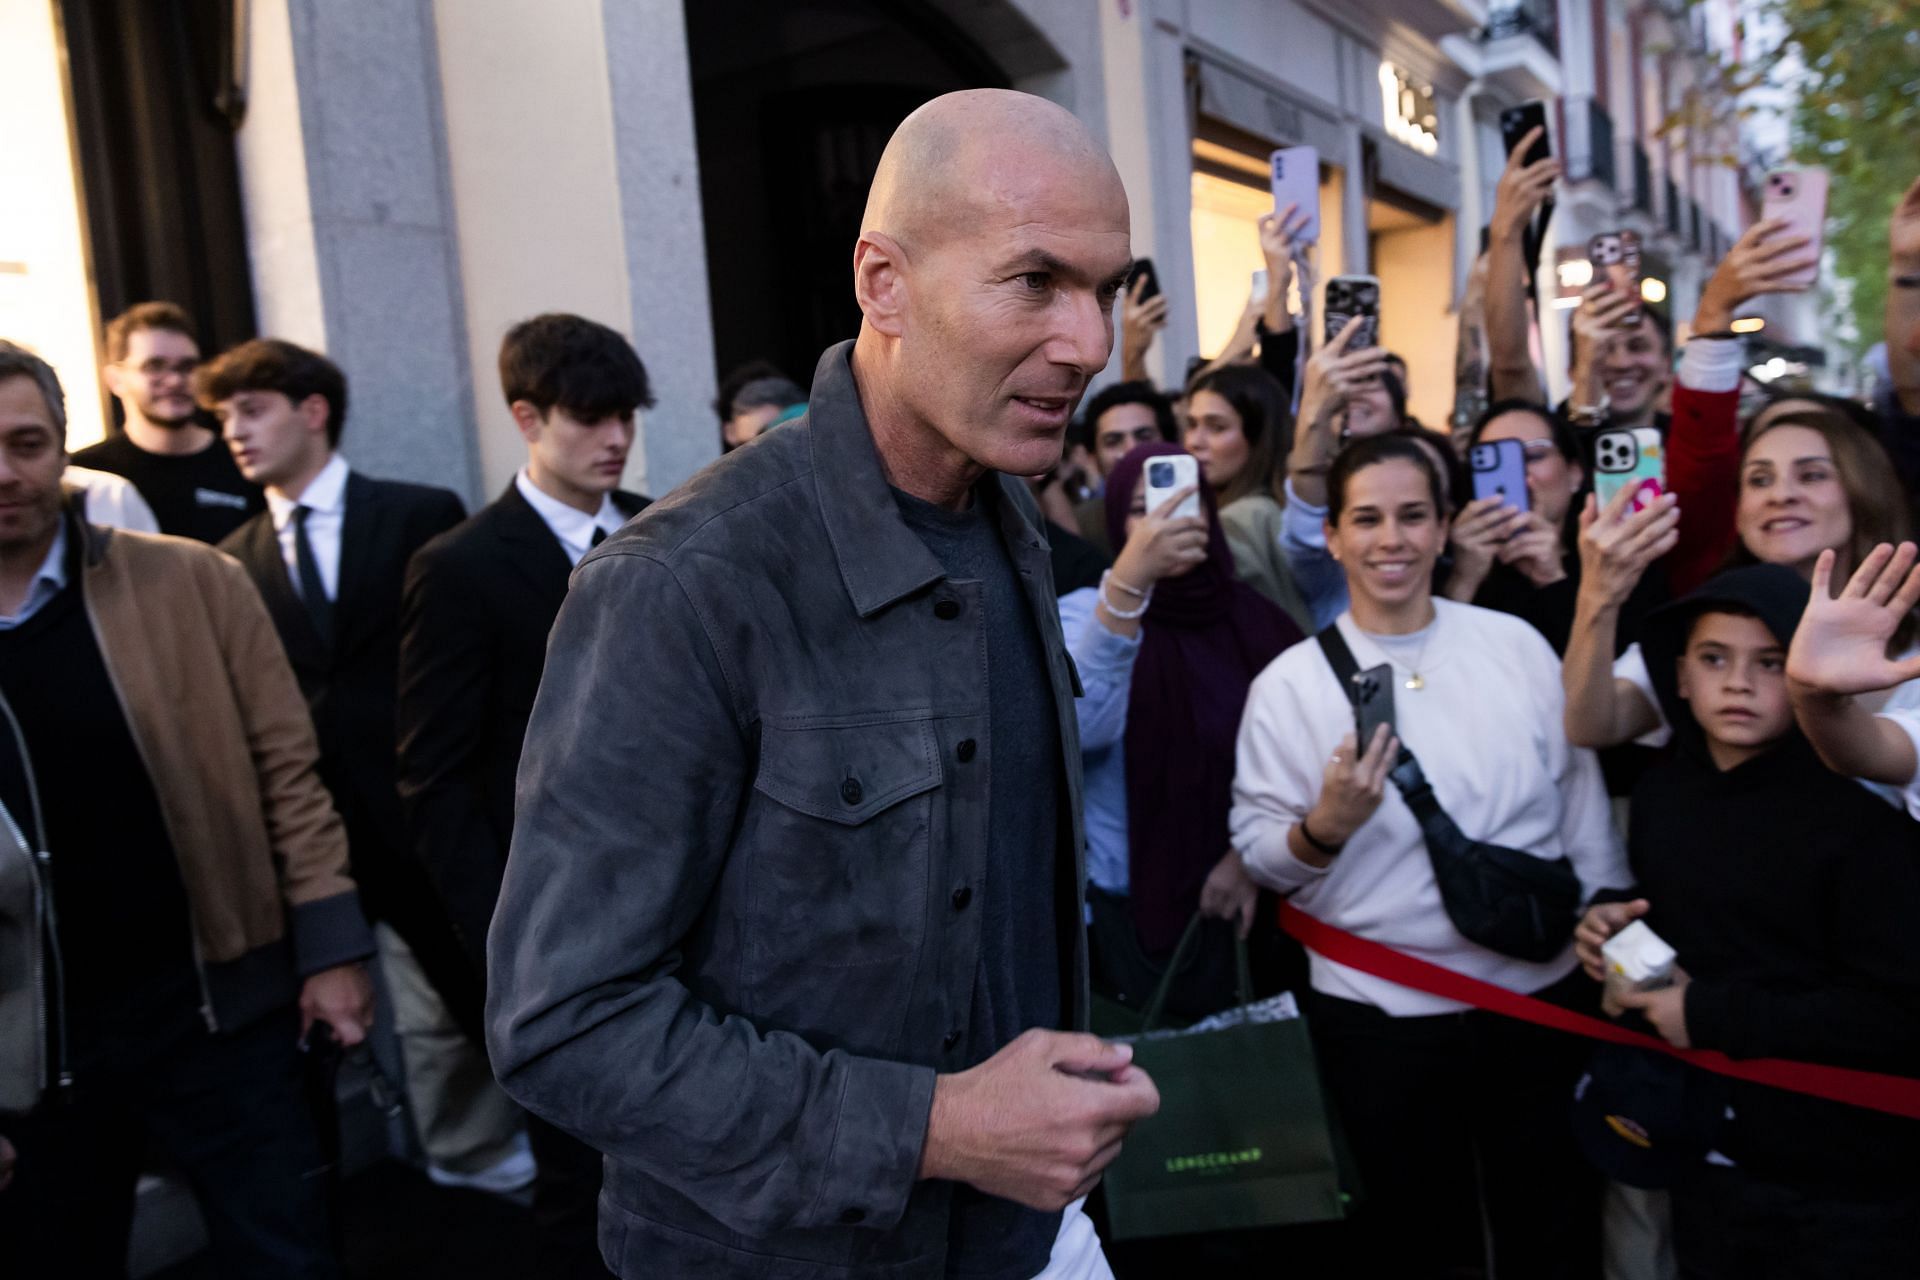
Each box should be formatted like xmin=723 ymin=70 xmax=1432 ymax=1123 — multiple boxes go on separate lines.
xmin=1100 ymin=915 xmax=1352 ymax=1240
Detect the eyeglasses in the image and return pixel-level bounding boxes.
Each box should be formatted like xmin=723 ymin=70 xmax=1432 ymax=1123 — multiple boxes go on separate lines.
xmin=124 ymin=358 xmax=198 ymax=381
xmin=1518 ymin=439 xmax=1559 ymax=462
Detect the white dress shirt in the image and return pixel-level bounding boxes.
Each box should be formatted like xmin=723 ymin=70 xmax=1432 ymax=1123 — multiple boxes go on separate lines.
xmin=514 ymin=469 xmax=623 ymax=567
xmin=64 ymin=466 xmax=159 ymax=534
xmin=1231 ymin=600 xmax=1627 ymax=1015
xmin=268 ymin=453 xmax=351 ymax=602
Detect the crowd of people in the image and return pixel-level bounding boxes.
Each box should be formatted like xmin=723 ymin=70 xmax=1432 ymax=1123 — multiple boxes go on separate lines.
xmin=1 ymin=85 xmax=1918 ymax=1280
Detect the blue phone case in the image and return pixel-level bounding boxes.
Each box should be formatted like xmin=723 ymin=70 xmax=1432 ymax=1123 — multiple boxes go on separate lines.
xmin=1470 ymin=439 xmax=1530 ymax=511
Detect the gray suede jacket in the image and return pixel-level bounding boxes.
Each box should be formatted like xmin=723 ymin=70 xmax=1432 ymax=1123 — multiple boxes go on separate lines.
xmin=487 ymin=342 xmax=1090 ymax=1278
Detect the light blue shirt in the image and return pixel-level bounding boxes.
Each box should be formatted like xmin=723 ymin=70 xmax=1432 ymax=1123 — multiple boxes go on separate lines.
xmin=1279 ymin=476 xmax=1349 ymax=630
xmin=0 ymin=521 xmax=68 ymax=631
xmin=1058 ymin=586 xmax=1142 ymax=895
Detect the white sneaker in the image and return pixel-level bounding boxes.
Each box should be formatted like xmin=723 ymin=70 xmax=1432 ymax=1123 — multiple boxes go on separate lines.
xmin=427 ymin=1132 xmax=537 ymax=1194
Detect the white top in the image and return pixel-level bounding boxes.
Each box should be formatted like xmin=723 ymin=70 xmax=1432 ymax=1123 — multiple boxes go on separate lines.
xmin=515 ymin=469 xmax=624 ymax=567
xmin=0 ymin=521 xmax=67 ymax=631
xmin=267 ymin=453 xmax=350 ymax=602
xmin=65 ymin=465 xmax=158 ymax=534
xmin=1615 ymin=639 xmax=1920 ymax=810
xmin=1232 ymin=599 xmax=1626 ymax=1015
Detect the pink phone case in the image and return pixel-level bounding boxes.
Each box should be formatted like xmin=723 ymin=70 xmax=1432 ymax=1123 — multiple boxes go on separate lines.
xmin=1760 ymin=168 xmax=1828 ymax=289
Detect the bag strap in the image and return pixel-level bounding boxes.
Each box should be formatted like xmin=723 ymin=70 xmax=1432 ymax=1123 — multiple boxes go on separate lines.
xmin=1279 ymin=901 xmax=1920 ymax=1121
xmin=1140 ymin=912 xmax=1257 ymax=1032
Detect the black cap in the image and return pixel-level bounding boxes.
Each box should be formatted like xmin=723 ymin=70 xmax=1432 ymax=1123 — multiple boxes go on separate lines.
xmin=1571 ymin=1044 xmax=1727 ymax=1189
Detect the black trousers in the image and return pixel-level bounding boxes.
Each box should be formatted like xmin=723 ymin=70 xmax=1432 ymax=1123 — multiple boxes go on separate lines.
xmin=0 ymin=980 xmax=337 ymax=1279
xmin=1672 ymin=1164 xmax=1920 ymax=1280
xmin=1303 ymin=971 xmax=1602 ymax=1280
xmin=526 ymin=1113 xmax=613 ymax=1277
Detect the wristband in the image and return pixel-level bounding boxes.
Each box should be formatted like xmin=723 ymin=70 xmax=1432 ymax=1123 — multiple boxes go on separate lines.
xmin=1098 ymin=571 xmax=1152 ymax=620
xmin=1106 ymin=572 xmax=1150 ymax=599
xmin=1298 ymin=814 xmax=1346 ymax=858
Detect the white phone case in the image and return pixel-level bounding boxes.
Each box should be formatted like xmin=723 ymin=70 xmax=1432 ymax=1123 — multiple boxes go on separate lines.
xmin=1143 ymin=454 xmax=1201 ymax=522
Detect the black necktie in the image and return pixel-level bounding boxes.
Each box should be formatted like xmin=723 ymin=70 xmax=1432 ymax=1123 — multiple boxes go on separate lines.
xmin=292 ymin=505 xmax=333 ymax=646
xmin=590 ymin=526 xmax=609 ymax=548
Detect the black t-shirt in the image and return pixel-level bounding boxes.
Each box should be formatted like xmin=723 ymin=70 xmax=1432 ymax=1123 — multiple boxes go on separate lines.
xmin=893 ymin=484 xmax=1064 ymax=1279
xmin=0 ymin=554 xmax=198 ymax=1031
xmin=70 ymin=431 xmax=264 ymax=543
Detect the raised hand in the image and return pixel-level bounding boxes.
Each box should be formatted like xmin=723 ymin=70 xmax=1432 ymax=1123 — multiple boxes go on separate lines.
xmin=1444 ymin=495 xmax=1527 ymax=601
xmin=1574 ymin=898 xmax=1650 ymax=983
xmin=1786 ymin=544 xmax=1920 ymax=697
xmin=1304 ymin=725 xmax=1398 ymax=855
xmin=1575 ymin=485 xmax=1680 ymax=611
xmin=1694 ymin=218 xmax=1818 ymax=335
xmin=1490 ymin=127 xmax=1560 ymax=244
xmin=1496 ymin=510 xmax=1569 ymax=586
xmin=1121 ymin=274 xmax=1170 ymax=383
xmin=1297 ymin=315 xmax=1388 ymax=437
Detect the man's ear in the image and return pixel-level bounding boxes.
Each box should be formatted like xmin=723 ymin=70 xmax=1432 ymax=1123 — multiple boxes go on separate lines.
xmin=101 ymin=362 xmax=128 ymax=399
xmin=1323 ymin=518 xmax=1340 ymax=562
xmin=1675 ymin=654 xmax=1693 ymax=703
xmin=508 ymin=400 xmax=545 ymax=444
xmin=854 ymin=231 xmax=909 ymax=338
xmin=300 ymin=393 xmax=331 ymax=438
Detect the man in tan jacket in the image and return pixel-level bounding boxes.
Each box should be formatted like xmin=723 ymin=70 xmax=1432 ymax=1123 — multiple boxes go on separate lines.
xmin=0 ymin=340 xmax=373 ymax=1277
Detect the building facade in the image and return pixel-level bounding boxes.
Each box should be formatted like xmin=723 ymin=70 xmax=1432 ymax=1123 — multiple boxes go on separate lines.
xmin=5 ymin=0 xmax=1762 ymax=508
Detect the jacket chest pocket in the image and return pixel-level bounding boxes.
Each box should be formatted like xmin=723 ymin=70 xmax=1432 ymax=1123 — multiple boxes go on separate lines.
xmin=745 ymin=717 xmax=941 ymax=975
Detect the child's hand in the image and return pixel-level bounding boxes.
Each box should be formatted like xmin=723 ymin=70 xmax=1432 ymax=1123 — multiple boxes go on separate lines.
xmin=1574 ymin=898 xmax=1649 ymax=983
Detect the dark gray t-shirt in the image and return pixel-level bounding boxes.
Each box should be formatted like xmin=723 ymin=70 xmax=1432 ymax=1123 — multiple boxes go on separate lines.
xmin=892 ymin=484 xmax=1064 ymax=1278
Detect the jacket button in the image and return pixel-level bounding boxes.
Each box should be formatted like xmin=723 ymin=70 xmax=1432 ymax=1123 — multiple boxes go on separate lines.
xmin=942 ymin=1029 xmax=962 ymax=1051
xmin=839 ymin=1206 xmax=866 ymax=1225
xmin=933 ymin=598 xmax=961 ymax=620
xmin=956 ymin=739 xmax=977 ymax=763
xmin=951 ymin=886 xmax=972 ymax=911
xmin=840 ymin=777 xmax=863 ymax=805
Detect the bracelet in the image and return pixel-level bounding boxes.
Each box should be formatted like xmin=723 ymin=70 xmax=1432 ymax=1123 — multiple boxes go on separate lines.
xmin=1690 ymin=329 xmax=1740 ymax=342
xmin=1297 ymin=814 xmax=1346 ymax=858
xmin=1098 ymin=571 xmax=1152 ymax=620
xmin=1105 ymin=571 xmax=1150 ymax=599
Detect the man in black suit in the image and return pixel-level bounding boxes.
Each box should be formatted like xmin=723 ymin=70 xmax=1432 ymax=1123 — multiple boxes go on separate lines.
xmin=204 ymin=340 xmax=529 ymax=1192
xmin=398 ymin=314 xmax=650 ymax=1275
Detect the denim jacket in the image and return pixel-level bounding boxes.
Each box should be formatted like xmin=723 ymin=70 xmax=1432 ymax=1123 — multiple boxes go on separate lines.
xmin=487 ymin=342 xmax=1089 ymax=1278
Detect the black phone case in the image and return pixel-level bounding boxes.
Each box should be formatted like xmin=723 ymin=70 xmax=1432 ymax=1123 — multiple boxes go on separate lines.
xmin=1352 ymin=663 xmax=1395 ymax=747
xmin=1501 ymin=104 xmax=1551 ymax=166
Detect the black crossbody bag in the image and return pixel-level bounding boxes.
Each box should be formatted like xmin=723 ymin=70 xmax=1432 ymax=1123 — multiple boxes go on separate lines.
xmin=1317 ymin=626 xmax=1581 ymax=963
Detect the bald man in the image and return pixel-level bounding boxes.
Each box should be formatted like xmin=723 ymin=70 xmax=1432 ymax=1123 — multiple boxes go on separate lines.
xmin=488 ymin=91 xmax=1157 ymax=1278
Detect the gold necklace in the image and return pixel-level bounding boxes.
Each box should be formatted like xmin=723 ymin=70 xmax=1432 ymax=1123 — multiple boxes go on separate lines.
xmin=1399 ymin=616 xmax=1438 ymax=691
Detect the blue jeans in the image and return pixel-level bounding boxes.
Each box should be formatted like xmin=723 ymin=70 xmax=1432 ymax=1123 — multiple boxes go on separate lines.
xmin=0 ymin=971 xmax=338 ymax=1279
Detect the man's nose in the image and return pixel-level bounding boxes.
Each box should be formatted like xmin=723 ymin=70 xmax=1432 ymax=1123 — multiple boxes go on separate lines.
xmin=1054 ymin=289 xmax=1115 ymax=374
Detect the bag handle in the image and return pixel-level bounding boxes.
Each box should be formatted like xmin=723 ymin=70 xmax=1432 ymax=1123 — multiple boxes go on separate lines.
xmin=1139 ymin=911 xmax=1257 ymax=1033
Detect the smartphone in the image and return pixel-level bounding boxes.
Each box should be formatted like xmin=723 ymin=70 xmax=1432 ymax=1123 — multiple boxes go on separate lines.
xmin=1499 ymin=101 xmax=1552 ymax=166
xmin=1143 ymin=453 xmax=1201 ymax=521
xmin=1268 ymin=145 xmax=1321 ymax=244
xmin=1469 ymin=439 xmax=1531 ymax=512
xmin=1593 ymin=428 xmax=1665 ymax=513
xmin=1128 ymin=256 xmax=1160 ymax=304
xmin=1324 ymin=275 xmax=1380 ymax=349
xmin=1760 ymin=167 xmax=1829 ymax=290
xmin=1351 ymin=663 xmax=1396 ymax=749
xmin=1587 ymin=231 xmax=1644 ymax=326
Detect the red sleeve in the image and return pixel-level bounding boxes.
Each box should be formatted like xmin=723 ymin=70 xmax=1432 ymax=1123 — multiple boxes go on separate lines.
xmin=1665 ymin=381 xmax=1742 ymax=595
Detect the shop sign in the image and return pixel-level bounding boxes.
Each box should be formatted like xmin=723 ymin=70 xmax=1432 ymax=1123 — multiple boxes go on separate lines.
xmin=1378 ymin=62 xmax=1439 ymax=157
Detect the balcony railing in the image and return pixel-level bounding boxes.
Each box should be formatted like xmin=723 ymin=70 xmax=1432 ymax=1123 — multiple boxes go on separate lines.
xmin=1633 ymin=144 xmax=1653 ymax=215
xmin=1483 ymin=0 xmax=1560 ymax=58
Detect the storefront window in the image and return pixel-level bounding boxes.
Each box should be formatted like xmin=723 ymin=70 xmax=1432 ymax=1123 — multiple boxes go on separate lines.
xmin=1189 ymin=140 xmax=1341 ymax=367
xmin=1368 ymin=194 xmax=1455 ymax=430
xmin=0 ymin=4 xmax=104 ymax=445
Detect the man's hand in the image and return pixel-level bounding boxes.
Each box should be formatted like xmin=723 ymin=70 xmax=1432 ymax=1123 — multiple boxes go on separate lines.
xmin=299 ymin=962 xmax=375 ymax=1048
xmin=1574 ymin=898 xmax=1650 ymax=983
xmin=1296 ymin=316 xmax=1388 ymax=438
xmin=1575 ymin=486 xmax=1679 ymax=613
xmin=1569 ymin=283 xmax=1640 ymax=407
xmin=919 ymin=1029 xmax=1160 ymax=1211
xmin=1121 ymin=275 xmax=1169 ymax=384
xmin=1786 ymin=544 xmax=1920 ymax=698
xmin=1489 ymin=127 xmax=1560 ymax=245
xmin=1444 ymin=496 xmax=1526 ymax=601
xmin=1198 ymin=850 xmax=1259 ymax=940
xmin=1613 ymin=970 xmax=1692 ymax=1050
xmin=1693 ymin=218 xmax=1818 ymax=336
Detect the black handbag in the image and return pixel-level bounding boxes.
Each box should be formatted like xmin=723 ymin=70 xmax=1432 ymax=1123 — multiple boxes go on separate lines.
xmin=1317 ymin=627 xmax=1581 ymax=962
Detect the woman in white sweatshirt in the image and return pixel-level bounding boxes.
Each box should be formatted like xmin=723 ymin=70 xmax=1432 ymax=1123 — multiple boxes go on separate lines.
xmin=1230 ymin=433 xmax=1626 ymax=1279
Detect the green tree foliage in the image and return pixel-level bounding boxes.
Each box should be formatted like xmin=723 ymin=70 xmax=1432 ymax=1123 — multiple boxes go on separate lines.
xmin=1726 ymin=3 xmax=1918 ymax=346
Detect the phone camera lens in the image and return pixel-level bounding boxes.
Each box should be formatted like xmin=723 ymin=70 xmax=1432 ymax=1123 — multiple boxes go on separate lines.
xmin=1148 ymin=462 xmax=1172 ymax=486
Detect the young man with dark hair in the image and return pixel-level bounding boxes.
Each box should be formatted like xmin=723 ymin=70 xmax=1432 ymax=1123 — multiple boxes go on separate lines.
xmin=0 ymin=339 xmax=373 ymax=1275
xmin=1072 ymin=379 xmax=1176 ymax=551
xmin=71 ymin=301 xmax=264 ymax=541
xmin=399 ymin=313 xmax=650 ymax=1273
xmin=203 ymin=340 xmax=523 ymax=1192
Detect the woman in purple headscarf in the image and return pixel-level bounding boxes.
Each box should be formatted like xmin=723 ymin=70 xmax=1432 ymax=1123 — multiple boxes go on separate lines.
xmin=1057 ymin=441 xmax=1302 ymax=1020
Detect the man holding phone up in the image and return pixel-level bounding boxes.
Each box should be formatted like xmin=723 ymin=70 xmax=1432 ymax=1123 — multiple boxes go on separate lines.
xmin=488 ymin=91 xmax=1158 ymax=1279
